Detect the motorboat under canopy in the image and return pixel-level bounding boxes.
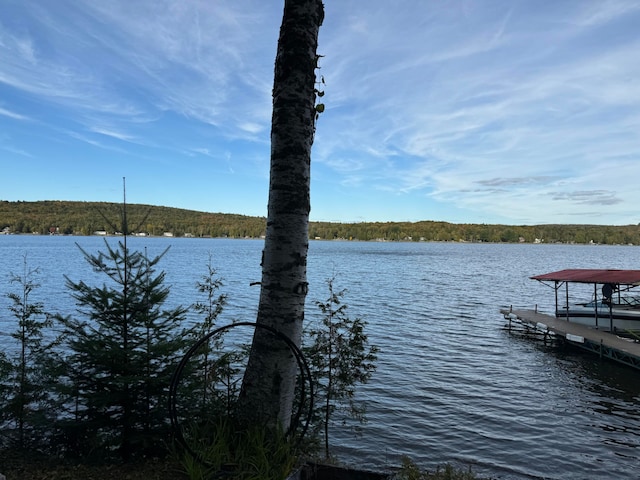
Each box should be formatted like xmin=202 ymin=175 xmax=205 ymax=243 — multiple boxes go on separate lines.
xmin=531 ymin=269 xmax=640 ymax=286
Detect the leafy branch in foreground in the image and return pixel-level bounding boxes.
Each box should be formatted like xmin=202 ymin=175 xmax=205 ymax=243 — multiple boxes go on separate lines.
xmin=179 ymin=253 xmax=243 ymax=420
xmin=0 ymin=255 xmax=55 ymax=450
xmin=392 ymin=456 xmax=482 ymax=480
xmin=304 ymin=276 xmax=379 ymax=459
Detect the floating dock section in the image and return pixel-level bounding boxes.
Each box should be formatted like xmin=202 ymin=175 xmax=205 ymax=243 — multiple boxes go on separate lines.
xmin=501 ymin=308 xmax=640 ymax=370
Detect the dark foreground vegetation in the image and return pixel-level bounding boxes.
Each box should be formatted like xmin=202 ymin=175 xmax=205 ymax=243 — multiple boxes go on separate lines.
xmin=2 ymin=200 xmax=639 ymax=244
xmin=0 ymin=234 xmax=381 ymax=479
xmin=0 ymin=449 xmax=183 ymax=479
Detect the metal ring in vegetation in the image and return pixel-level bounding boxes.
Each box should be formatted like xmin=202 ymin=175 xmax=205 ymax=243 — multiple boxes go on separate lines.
xmin=168 ymin=321 xmax=313 ymax=467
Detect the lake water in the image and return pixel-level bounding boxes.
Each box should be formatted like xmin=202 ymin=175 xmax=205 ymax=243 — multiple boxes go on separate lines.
xmin=1 ymin=236 xmax=639 ymax=479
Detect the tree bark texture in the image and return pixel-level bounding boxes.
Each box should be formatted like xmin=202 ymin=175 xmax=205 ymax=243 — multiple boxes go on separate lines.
xmin=239 ymin=0 xmax=324 ymax=429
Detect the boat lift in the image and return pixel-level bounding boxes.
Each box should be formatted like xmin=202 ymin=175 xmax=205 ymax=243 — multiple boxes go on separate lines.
xmin=530 ymin=269 xmax=640 ymax=332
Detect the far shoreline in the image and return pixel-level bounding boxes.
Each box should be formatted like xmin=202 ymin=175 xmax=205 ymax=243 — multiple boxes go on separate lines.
xmin=1 ymin=231 xmax=636 ymax=247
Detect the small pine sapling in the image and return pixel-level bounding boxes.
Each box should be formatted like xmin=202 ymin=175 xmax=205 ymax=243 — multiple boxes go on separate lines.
xmin=2 ymin=255 xmax=55 ymax=449
xmin=304 ymin=276 xmax=378 ymax=458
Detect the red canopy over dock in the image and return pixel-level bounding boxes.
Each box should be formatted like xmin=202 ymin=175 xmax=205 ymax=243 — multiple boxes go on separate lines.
xmin=531 ymin=269 xmax=640 ymax=285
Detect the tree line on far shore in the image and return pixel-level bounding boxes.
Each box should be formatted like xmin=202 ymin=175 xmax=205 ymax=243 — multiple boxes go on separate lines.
xmin=1 ymin=200 xmax=639 ymax=245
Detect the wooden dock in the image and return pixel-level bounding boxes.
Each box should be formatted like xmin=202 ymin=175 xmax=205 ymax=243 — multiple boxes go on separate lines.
xmin=501 ymin=308 xmax=640 ymax=370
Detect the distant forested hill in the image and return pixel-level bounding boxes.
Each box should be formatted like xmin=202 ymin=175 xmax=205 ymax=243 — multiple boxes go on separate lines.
xmin=0 ymin=201 xmax=266 ymax=238
xmin=1 ymin=200 xmax=639 ymax=244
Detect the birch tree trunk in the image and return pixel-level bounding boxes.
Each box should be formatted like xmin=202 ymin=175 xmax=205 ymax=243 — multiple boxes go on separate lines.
xmin=238 ymin=0 xmax=324 ymax=429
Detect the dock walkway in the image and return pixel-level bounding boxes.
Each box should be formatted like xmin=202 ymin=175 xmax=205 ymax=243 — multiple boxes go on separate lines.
xmin=501 ymin=308 xmax=640 ymax=370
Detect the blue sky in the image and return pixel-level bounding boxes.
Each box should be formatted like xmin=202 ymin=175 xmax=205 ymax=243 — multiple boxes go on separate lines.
xmin=1 ymin=1 xmax=640 ymax=225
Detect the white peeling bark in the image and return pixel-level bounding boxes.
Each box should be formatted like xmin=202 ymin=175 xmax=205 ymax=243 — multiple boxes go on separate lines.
xmin=238 ymin=0 xmax=324 ymax=429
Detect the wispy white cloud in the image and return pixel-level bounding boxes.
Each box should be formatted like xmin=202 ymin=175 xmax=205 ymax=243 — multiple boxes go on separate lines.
xmin=0 ymin=107 xmax=29 ymax=120
xmin=0 ymin=0 xmax=277 ymax=138
xmin=89 ymin=126 xmax=137 ymax=143
xmin=75 ymin=1 xmax=277 ymax=134
xmin=65 ymin=130 xmax=128 ymax=153
xmin=571 ymin=0 xmax=640 ymax=27
xmin=1 ymin=145 xmax=33 ymax=158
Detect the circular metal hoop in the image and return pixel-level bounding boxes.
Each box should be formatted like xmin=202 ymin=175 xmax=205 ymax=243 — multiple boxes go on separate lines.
xmin=168 ymin=321 xmax=313 ymax=466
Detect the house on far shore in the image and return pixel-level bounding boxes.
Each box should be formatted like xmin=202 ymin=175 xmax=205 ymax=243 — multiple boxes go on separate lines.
xmin=163 ymin=232 xmax=174 ymax=237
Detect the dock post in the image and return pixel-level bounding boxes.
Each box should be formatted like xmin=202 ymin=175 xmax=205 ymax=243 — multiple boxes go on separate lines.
xmin=535 ymin=304 xmax=538 ymax=313
xmin=600 ymin=339 xmax=603 ymax=359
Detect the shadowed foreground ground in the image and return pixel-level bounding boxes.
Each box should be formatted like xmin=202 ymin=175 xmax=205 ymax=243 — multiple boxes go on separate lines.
xmin=0 ymin=451 xmax=187 ymax=480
